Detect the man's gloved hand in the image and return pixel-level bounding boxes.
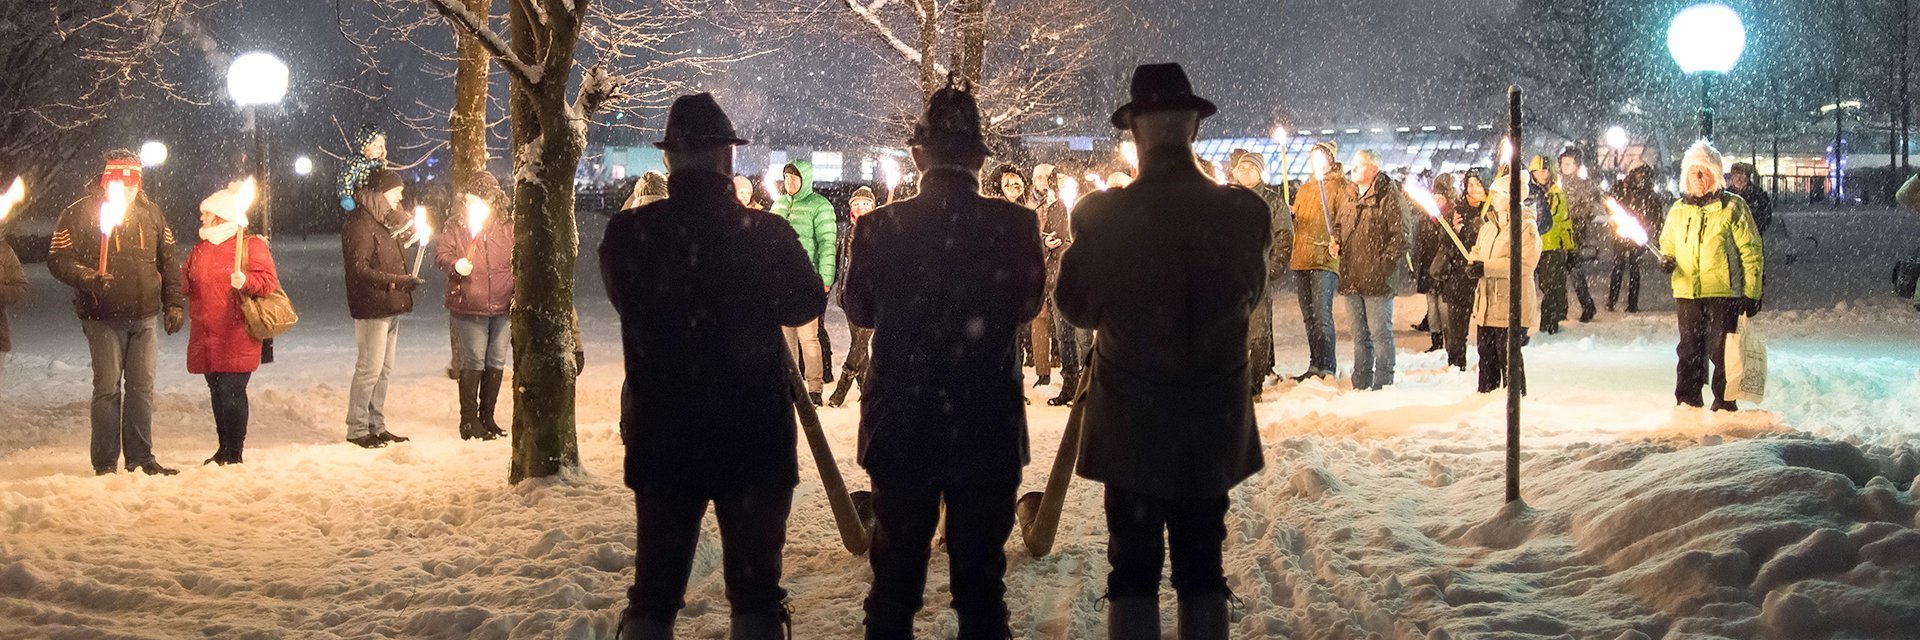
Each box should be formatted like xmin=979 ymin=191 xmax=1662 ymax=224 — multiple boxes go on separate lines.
xmin=1659 ymin=255 xmax=1678 ymax=274
xmin=164 ymin=307 xmax=185 ymax=335
xmin=341 ymin=196 xmax=358 ymax=212
xmin=82 ymin=273 xmax=114 ymax=295
xmin=1466 ymin=262 xmax=1485 ymax=280
xmin=398 ymin=276 xmax=425 ymax=292
xmin=1743 ymin=297 xmax=1763 ymax=317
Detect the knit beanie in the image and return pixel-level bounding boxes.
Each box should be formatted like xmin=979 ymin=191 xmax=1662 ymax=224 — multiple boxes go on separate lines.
xmin=1229 ymin=148 xmax=1265 ymax=175
xmin=368 ymin=169 xmax=404 ymax=194
xmin=850 ymin=186 xmax=876 ymax=206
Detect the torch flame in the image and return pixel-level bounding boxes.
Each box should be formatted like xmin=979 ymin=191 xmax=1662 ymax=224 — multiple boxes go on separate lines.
xmin=465 ymin=197 xmax=490 ymax=240
xmin=1271 ymin=125 xmax=1288 ymax=143
xmin=1212 ymin=163 xmax=1228 ymax=185
xmin=762 ymin=165 xmax=783 ymax=203
xmin=1059 ymin=176 xmax=1080 ymax=210
xmin=1603 ymin=197 xmax=1650 ymax=246
xmin=1085 ymin=172 xmax=1106 ymax=191
xmin=1578 ymin=165 xmax=1590 ymax=180
xmin=412 ymin=206 xmax=432 ymax=244
xmin=1500 ymin=138 xmax=1515 ymax=165
xmin=1119 ymin=141 xmax=1139 ymax=174
xmin=1403 ymin=182 xmax=1445 ymax=220
xmin=0 ymin=177 xmax=24 ymax=221
xmin=880 ymin=156 xmax=902 ymax=193
xmin=99 ymin=182 xmax=130 ymax=235
xmin=230 ymin=178 xmax=258 ymax=229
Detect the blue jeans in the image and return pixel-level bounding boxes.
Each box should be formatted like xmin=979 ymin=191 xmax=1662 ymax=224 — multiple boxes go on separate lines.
xmin=1344 ymin=295 xmax=1396 ymax=389
xmin=82 ymin=316 xmax=160 ymax=472
xmin=451 ymin=313 xmax=511 ymax=370
xmin=1294 ymin=270 xmax=1339 ymax=375
xmin=347 ymin=316 xmax=402 ymax=439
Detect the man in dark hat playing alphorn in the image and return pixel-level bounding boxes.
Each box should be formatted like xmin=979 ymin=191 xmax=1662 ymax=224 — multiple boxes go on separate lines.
xmin=600 ymin=93 xmax=827 ymax=640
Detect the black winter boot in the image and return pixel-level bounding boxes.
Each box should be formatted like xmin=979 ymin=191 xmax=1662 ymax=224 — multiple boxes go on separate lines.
xmin=1175 ymin=593 xmax=1228 ymax=640
xmin=827 ymin=371 xmax=856 ymax=407
xmin=1107 ymin=596 xmax=1160 ymax=640
xmin=1048 ymin=372 xmax=1078 ymax=406
xmin=459 ymin=370 xmax=493 ymax=440
xmin=480 ymin=368 xmax=507 ymax=438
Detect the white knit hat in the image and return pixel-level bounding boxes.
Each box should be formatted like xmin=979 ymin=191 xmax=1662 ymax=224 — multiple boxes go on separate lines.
xmin=199 ymin=180 xmax=255 ymax=225
xmin=1680 ymin=141 xmax=1726 ymax=195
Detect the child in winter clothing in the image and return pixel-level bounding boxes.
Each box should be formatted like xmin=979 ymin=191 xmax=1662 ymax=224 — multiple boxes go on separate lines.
xmin=184 ymin=181 xmax=280 ymax=465
xmin=335 ymin=125 xmax=389 ymax=213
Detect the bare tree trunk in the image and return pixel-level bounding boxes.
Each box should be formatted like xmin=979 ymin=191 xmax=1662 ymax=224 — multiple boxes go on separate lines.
xmin=916 ymin=0 xmax=939 ymax=97
xmin=953 ymin=0 xmax=987 ymax=88
xmin=449 ymin=0 xmax=496 ymax=191
xmin=506 ymin=0 xmax=583 ymax=483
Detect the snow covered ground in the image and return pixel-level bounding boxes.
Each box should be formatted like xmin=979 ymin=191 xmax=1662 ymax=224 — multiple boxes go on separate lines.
xmin=1 ymin=207 xmax=1917 ymax=639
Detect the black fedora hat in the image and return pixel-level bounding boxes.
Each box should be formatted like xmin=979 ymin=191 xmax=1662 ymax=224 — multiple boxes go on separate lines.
xmin=655 ymin=93 xmax=750 ymax=151
xmin=909 ymin=74 xmax=995 ymax=157
xmin=1110 ymin=63 xmax=1218 ymax=129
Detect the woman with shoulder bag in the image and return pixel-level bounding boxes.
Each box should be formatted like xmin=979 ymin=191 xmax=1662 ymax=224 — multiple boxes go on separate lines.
xmin=184 ymin=181 xmax=281 ymax=465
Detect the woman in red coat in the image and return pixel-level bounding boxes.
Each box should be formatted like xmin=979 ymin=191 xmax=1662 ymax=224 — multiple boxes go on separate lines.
xmin=184 ymin=182 xmax=280 ymax=465
xmin=434 ymin=171 xmax=513 ymax=441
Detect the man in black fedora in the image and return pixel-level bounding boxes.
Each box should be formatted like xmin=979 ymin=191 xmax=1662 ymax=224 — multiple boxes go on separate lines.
xmin=842 ymin=76 xmax=1046 ymax=640
xmin=1055 ymin=63 xmax=1269 ymax=640
xmin=600 ymin=92 xmax=827 ymax=640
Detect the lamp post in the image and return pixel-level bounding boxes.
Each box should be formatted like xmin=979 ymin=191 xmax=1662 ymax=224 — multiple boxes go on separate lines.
xmin=1667 ymin=3 xmax=1747 ymax=141
xmin=1604 ymin=126 xmax=1628 ymax=173
xmin=227 ymin=52 xmax=289 ymax=237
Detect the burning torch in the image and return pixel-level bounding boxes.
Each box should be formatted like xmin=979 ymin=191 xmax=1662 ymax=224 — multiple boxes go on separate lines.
xmin=763 ymin=165 xmax=784 ymax=205
xmin=98 ymin=182 xmax=131 ymax=276
xmin=409 ymin=206 xmax=432 ymax=278
xmin=1405 ymin=182 xmax=1470 ymax=257
xmin=1058 ymin=176 xmax=1080 ymax=211
xmin=0 ymin=177 xmax=25 ymax=224
xmin=228 ymin=178 xmax=259 ymax=274
xmin=880 ymin=156 xmax=903 ymax=204
xmin=1272 ymin=125 xmax=1293 ymax=202
xmin=1120 ymin=141 xmax=1139 ymax=177
xmin=1603 ymin=197 xmax=1654 ymax=254
xmin=1084 ymin=172 xmax=1107 ymax=192
xmin=463 ymin=196 xmax=491 ymax=262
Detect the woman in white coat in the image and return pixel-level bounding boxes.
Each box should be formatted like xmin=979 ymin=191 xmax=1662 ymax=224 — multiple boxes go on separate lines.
xmin=1469 ymin=166 xmax=1542 ymax=394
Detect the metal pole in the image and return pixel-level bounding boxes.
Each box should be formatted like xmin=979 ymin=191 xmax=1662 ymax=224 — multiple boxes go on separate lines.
xmin=1772 ymin=78 xmax=1782 ymax=195
xmin=1505 ymin=85 xmax=1523 ymax=505
xmin=1836 ymin=76 xmax=1846 ymax=205
xmin=258 ymin=109 xmax=274 ymax=238
xmin=1905 ymin=0 xmax=1913 ymax=176
xmin=1700 ymin=74 xmax=1715 ymax=141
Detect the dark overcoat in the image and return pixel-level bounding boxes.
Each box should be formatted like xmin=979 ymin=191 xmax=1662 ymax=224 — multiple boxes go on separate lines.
xmin=842 ymin=167 xmax=1047 ymax=485
xmin=1056 ymin=151 xmax=1270 ymax=499
xmin=600 ymin=170 xmax=828 ymax=491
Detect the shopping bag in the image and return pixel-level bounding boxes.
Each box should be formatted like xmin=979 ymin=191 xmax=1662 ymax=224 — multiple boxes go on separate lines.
xmin=1722 ymin=316 xmax=1767 ymax=403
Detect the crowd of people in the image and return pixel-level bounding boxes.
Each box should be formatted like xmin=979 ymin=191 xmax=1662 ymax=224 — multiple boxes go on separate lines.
xmin=0 ymin=58 xmax=1776 ymax=640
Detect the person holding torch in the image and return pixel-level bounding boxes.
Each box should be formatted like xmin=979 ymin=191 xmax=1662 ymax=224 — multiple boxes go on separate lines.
xmin=436 ymin=171 xmax=514 ymax=441
xmin=48 ymin=149 xmax=186 ymax=475
xmin=183 ymin=179 xmax=279 ymax=466
xmin=340 ymin=169 xmax=421 ymax=448
xmin=0 ymin=177 xmax=27 ymax=386
xmin=1287 ymin=140 xmax=1354 ymax=382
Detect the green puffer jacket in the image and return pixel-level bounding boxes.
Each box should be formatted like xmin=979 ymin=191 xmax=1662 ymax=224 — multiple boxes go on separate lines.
xmin=1659 ymin=192 xmax=1764 ymax=300
xmin=770 ymin=160 xmax=839 ymax=288
xmin=1535 ymin=181 xmax=1577 ymax=252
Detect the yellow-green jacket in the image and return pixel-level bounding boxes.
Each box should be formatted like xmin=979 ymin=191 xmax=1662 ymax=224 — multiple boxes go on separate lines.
xmin=1533 ymin=181 xmax=1577 ymax=252
xmin=1658 ymin=192 xmax=1764 ymax=300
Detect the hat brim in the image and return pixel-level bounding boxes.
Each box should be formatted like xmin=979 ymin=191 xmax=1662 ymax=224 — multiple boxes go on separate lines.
xmin=653 ymin=135 xmax=750 ymax=151
xmin=1110 ymin=96 xmax=1219 ymax=129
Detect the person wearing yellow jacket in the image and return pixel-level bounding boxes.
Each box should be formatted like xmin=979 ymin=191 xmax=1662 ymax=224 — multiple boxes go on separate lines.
xmin=1528 ymin=155 xmax=1580 ymax=334
xmin=1658 ymin=141 xmax=1764 ymax=412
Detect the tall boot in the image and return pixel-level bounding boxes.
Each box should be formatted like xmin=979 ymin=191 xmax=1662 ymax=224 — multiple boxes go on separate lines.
xmin=826 ymin=369 xmax=857 ymax=407
xmin=480 ymin=368 xmax=507 ymax=438
xmin=1107 ymin=597 xmax=1160 ymax=640
xmin=728 ymin=609 xmax=791 ymax=640
xmin=1175 ymin=593 xmax=1228 ymax=640
xmin=620 ymin=616 xmax=675 ymax=640
xmin=1048 ymin=372 xmax=1078 ymax=406
xmin=458 ymin=370 xmax=489 ymax=440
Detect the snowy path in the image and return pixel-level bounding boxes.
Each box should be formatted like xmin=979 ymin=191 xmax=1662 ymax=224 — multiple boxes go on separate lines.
xmin=1 ymin=209 xmax=1917 ymax=639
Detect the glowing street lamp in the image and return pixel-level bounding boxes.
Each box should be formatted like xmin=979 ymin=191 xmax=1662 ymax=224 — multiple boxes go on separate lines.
xmin=228 ymin=52 xmax=289 ymax=236
xmin=1605 ymin=126 xmax=1629 ymax=151
xmin=1667 ymin=3 xmax=1746 ymax=140
xmin=139 ymin=141 xmax=169 ymax=168
xmin=293 ymin=156 xmax=314 ymax=176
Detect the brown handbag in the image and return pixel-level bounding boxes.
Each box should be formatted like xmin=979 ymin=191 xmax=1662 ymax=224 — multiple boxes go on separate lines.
xmin=234 ymin=230 xmax=298 ymax=340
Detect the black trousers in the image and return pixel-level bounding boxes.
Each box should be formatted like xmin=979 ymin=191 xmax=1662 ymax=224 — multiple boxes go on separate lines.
xmin=1675 ymin=298 xmax=1742 ymax=407
xmin=1104 ymin=485 xmax=1230 ymax=600
xmin=843 ymin=326 xmax=873 ymax=380
xmin=625 ymin=482 xmax=793 ymax=622
xmin=1476 ymin=327 xmax=1527 ymax=394
xmin=205 ymin=373 xmax=251 ymax=456
xmin=865 ymin=472 xmax=1019 ymax=640
xmin=1607 ymin=243 xmax=1644 ymax=310
xmin=1439 ymin=297 xmax=1473 ymax=369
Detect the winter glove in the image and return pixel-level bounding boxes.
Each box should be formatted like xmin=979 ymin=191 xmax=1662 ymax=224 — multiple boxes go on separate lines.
xmin=230 ymin=272 xmax=248 ymax=290
xmin=164 ymin=307 xmax=185 ymax=335
xmin=81 ymin=273 xmax=114 ymax=295
xmin=1466 ymin=262 xmax=1485 ymax=280
xmin=397 ymin=276 xmax=426 ymax=292
xmin=454 ymin=258 xmax=474 ymax=277
xmin=574 ymin=350 xmax=586 ymax=375
xmin=340 ymin=197 xmax=358 ymax=212
xmin=1659 ymin=255 xmax=1678 ymax=274
xmin=1743 ymin=297 xmax=1762 ymax=317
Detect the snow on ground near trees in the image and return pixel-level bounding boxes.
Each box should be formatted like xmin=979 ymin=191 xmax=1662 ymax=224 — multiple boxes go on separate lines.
xmin=0 ymin=208 xmax=1917 ymax=639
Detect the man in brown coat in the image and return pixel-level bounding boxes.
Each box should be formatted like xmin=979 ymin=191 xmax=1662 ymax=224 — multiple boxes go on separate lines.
xmin=843 ymin=79 xmax=1046 ymax=640
xmin=1056 ymin=63 xmax=1269 ymax=640
xmin=340 ymin=169 xmax=422 ymax=449
xmin=1338 ymin=150 xmax=1409 ymax=390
